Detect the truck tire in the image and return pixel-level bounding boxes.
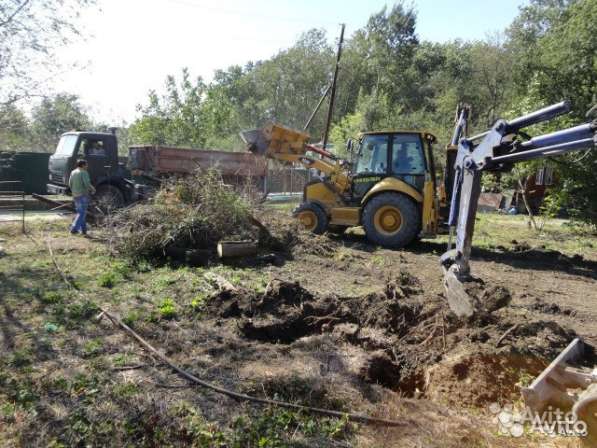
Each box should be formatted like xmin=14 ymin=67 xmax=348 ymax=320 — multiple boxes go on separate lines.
xmin=94 ymin=184 xmax=125 ymax=211
xmin=362 ymin=192 xmax=420 ymax=248
xmin=293 ymin=202 xmax=328 ymax=234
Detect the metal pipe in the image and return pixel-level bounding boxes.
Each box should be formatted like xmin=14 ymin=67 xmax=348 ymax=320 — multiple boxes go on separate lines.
xmin=469 ymin=130 xmax=489 ymax=142
xmin=322 ymin=24 xmax=345 ymax=150
xmin=519 ymin=123 xmax=594 ymax=150
xmin=506 ymin=100 xmax=570 ymax=132
xmin=450 ymin=105 xmax=470 ymax=146
xmin=491 ymin=138 xmax=594 ymax=164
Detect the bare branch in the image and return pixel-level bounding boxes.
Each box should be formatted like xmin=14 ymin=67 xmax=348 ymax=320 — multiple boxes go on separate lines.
xmin=0 ymin=0 xmax=30 ymax=29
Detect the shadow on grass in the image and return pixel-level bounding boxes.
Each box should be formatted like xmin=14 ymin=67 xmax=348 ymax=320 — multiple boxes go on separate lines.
xmin=0 ymin=268 xmax=60 ymax=361
xmin=327 ymin=232 xmax=597 ymax=280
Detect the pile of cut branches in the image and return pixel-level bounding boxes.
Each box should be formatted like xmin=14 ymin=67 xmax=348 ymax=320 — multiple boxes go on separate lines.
xmin=113 ymin=170 xmax=257 ymax=260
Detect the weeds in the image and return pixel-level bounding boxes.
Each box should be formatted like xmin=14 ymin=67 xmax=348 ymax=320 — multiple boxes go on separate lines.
xmin=82 ymin=339 xmax=104 ymax=358
xmin=41 ymin=291 xmax=64 ymax=305
xmin=97 ymin=271 xmax=118 ymax=288
xmin=158 ymin=298 xmax=177 ymax=319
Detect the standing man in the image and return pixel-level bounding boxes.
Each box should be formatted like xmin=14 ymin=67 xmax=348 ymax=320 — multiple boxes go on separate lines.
xmin=68 ymin=160 xmax=95 ymax=235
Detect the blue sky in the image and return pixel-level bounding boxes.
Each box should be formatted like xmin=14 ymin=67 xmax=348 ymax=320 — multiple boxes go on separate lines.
xmin=54 ymin=0 xmax=528 ymax=122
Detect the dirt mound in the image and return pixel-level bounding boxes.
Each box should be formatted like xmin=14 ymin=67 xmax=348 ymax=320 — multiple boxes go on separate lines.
xmin=425 ymin=351 xmax=546 ymax=407
xmin=207 ymin=277 xmax=425 ymax=345
xmin=205 ymin=275 xmax=577 ymax=405
xmin=525 ymin=298 xmax=576 ymax=316
xmin=424 ymin=317 xmax=577 ymax=407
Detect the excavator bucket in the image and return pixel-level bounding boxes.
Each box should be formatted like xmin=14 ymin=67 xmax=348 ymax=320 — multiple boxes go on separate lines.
xmin=442 ymin=265 xmax=476 ymax=318
xmin=240 ymin=123 xmax=309 ymax=157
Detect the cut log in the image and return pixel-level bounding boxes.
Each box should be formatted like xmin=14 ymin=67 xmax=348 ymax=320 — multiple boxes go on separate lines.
xmin=217 ymin=241 xmax=257 ymax=258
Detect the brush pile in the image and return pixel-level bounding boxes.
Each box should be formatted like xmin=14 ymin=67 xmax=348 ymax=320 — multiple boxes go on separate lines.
xmin=113 ymin=170 xmax=258 ymax=260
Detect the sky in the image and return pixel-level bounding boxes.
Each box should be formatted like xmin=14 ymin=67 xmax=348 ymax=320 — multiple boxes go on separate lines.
xmin=53 ymin=0 xmax=528 ymax=123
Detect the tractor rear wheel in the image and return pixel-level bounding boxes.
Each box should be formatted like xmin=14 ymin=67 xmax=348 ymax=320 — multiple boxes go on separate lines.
xmin=362 ymin=192 xmax=420 ymax=248
xmin=293 ymin=202 xmax=328 ymax=234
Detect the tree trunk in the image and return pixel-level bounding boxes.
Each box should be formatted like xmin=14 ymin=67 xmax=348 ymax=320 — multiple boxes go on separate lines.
xmin=518 ymin=177 xmax=538 ymax=231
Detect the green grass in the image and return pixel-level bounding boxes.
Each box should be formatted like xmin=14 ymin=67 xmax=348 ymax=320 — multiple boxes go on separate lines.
xmin=459 ymin=213 xmax=597 ymax=257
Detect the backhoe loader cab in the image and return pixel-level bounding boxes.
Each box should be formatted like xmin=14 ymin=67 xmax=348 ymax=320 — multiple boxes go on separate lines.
xmin=327 ymin=130 xmax=440 ymax=247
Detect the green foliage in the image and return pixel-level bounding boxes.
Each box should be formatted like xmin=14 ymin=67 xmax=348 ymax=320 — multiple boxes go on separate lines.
xmin=231 ymin=408 xmax=353 ymax=447
xmin=30 ymin=94 xmax=91 ymax=149
xmin=82 ymin=339 xmax=104 ymax=358
xmin=158 ymin=298 xmax=176 ymax=319
xmin=41 ymin=290 xmax=64 ymax=305
xmin=129 ymin=69 xmax=207 ymax=148
xmin=66 ymin=300 xmax=99 ymax=322
xmin=97 ymin=271 xmax=118 ymax=288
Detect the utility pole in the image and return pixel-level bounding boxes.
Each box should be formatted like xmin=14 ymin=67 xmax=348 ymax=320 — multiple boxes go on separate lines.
xmin=322 ymin=24 xmax=345 ymax=150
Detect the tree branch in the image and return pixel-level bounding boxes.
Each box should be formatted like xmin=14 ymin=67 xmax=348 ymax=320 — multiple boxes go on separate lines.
xmin=0 ymin=0 xmax=30 ymax=29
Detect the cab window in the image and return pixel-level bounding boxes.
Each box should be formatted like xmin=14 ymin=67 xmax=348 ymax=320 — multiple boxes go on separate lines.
xmin=355 ymin=135 xmax=389 ymax=175
xmin=82 ymin=138 xmax=106 ymax=157
xmin=391 ymin=134 xmax=425 ymax=175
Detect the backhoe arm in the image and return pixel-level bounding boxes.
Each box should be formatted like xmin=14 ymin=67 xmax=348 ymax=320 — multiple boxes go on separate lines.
xmin=442 ymin=101 xmax=596 ymax=317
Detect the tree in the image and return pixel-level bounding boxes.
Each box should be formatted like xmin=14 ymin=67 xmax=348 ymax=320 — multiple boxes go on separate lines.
xmin=30 ymin=94 xmax=91 ymax=150
xmin=0 ymin=0 xmax=96 ymax=106
xmin=0 ymin=104 xmax=30 ymax=150
xmin=507 ymin=0 xmax=597 ymax=223
xmin=129 ymin=69 xmax=207 ymax=148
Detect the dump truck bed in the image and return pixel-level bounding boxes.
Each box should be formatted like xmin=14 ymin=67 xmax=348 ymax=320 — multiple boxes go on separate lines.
xmin=128 ymin=146 xmax=267 ymax=178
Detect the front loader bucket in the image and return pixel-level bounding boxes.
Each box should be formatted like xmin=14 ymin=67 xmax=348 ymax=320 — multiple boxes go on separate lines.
xmin=240 ymin=129 xmax=269 ymax=156
xmin=240 ymin=123 xmax=310 ymax=157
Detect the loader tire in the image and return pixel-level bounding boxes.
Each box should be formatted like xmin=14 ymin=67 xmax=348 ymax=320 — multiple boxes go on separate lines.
xmin=362 ymin=192 xmax=420 ymax=248
xmin=294 ymin=202 xmax=328 ymax=234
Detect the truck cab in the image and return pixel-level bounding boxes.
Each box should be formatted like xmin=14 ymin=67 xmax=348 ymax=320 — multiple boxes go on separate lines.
xmin=48 ymin=131 xmax=135 ymax=208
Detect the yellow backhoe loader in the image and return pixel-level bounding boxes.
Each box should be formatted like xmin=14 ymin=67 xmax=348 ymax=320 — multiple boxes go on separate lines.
xmin=241 ymin=122 xmax=442 ymax=248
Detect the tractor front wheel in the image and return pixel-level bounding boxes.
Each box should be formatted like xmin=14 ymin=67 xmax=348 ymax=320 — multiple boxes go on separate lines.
xmin=293 ymin=202 xmax=328 ymax=234
xmin=362 ymin=192 xmax=420 ymax=248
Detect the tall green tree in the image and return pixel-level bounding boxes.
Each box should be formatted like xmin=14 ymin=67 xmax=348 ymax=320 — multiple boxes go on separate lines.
xmin=129 ymin=69 xmax=206 ymax=148
xmin=30 ymin=94 xmax=91 ymax=150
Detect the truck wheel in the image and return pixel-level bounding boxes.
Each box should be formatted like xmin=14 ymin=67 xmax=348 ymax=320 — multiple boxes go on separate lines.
xmin=94 ymin=184 xmax=125 ymax=211
xmin=293 ymin=202 xmax=328 ymax=234
xmin=362 ymin=192 xmax=420 ymax=248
